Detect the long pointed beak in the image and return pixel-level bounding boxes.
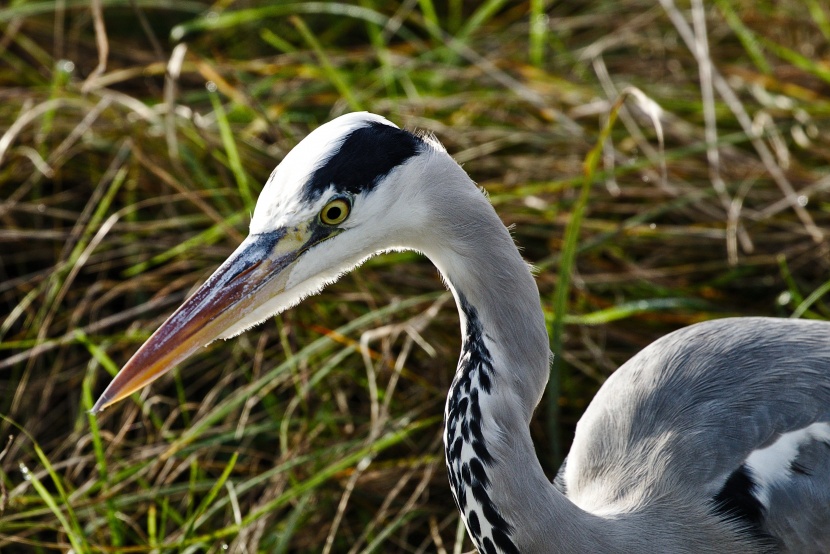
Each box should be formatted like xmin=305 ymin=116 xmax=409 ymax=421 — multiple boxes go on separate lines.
xmin=92 ymin=228 xmax=304 ymax=414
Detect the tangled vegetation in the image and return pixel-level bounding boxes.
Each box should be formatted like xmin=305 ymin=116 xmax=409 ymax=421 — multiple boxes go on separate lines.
xmin=1 ymin=1 xmax=828 ymax=551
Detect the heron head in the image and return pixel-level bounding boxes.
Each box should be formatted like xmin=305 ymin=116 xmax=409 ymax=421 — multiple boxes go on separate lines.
xmin=93 ymin=112 xmax=439 ymax=412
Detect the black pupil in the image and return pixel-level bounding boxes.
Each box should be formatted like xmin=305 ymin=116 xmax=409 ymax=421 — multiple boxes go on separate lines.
xmin=326 ymin=206 xmax=342 ymax=221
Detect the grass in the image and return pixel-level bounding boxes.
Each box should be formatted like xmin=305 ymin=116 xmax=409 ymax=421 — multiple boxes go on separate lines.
xmin=1 ymin=0 xmax=829 ymax=551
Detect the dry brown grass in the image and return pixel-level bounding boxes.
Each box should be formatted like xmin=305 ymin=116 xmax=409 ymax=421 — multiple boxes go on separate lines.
xmin=1 ymin=1 xmax=828 ymax=551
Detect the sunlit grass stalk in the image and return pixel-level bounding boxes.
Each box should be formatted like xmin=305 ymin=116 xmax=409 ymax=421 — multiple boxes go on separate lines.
xmin=31 ymin=156 xmax=129 ymax=332
xmin=279 ymin=342 xmax=356 ymax=453
xmin=148 ymin=503 xmax=159 ymax=547
xmin=260 ymin=28 xmax=297 ymax=54
xmin=80 ymin=348 xmax=124 ymax=547
xmin=208 ymin=88 xmax=256 ymax=212
xmin=362 ymin=511 xmax=419 ymax=552
xmin=791 ymin=279 xmax=830 ymax=319
xmin=123 ymin=211 xmax=246 ymax=277
xmin=756 ymin=35 xmax=830 ymax=84
xmin=169 ymin=3 xmax=392 ymax=42
xmin=1 ymin=418 xmax=89 ymax=553
xmin=37 ymin=61 xmax=73 ymax=163
xmin=183 ymin=453 xmax=239 ymax=539
xmin=163 ymin=292 xmax=441 ymax=457
xmin=187 ymin=417 xmax=437 ymax=546
xmin=777 ymin=255 xmax=806 ymax=307
xmin=554 ymin=297 xmax=710 ymax=326
xmin=359 ymin=0 xmax=397 ymax=98
xmin=22 ymin=469 xmax=87 ymax=553
xmin=805 ymin=0 xmax=830 ymax=41
xmin=271 ymin=491 xmax=313 ymax=553
xmin=454 ymin=0 xmax=510 ymax=46
xmin=712 ymin=0 xmax=771 ymax=74
xmin=0 ymin=1 xmax=203 ymax=23
xmin=547 ymin=92 xmax=628 ymax=464
xmin=529 ymin=0 xmax=547 ymax=66
xmin=448 ymin=0 xmax=462 ymax=32
xmin=714 ymin=0 xmax=830 ymax=84
xmin=290 ymin=16 xmax=363 ymax=112
xmin=417 ymin=0 xmax=441 ymax=37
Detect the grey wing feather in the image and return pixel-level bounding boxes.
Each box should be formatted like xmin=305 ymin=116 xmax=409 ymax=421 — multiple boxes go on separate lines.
xmin=562 ymin=317 xmax=830 ymax=551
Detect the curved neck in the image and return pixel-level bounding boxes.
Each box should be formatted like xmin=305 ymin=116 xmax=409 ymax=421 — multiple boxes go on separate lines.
xmin=411 ymin=152 xmax=613 ymax=553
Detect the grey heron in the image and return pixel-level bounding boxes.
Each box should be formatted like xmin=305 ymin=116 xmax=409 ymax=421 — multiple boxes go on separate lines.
xmin=93 ymin=112 xmax=830 ymax=553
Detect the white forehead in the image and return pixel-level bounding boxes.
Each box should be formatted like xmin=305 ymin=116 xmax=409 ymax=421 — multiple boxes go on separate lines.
xmin=251 ymin=112 xmax=398 ymax=233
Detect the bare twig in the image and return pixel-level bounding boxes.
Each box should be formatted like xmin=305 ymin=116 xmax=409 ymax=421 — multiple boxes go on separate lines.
xmin=82 ymin=0 xmax=110 ymax=93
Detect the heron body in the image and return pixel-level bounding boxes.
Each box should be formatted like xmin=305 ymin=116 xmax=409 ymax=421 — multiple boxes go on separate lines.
xmin=94 ymin=113 xmax=830 ymax=553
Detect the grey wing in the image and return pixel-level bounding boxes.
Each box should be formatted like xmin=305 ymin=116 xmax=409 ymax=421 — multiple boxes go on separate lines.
xmin=561 ymin=317 xmax=830 ymax=551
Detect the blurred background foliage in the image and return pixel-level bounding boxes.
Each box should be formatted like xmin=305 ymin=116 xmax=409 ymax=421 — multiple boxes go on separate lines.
xmin=1 ymin=0 xmax=829 ymax=551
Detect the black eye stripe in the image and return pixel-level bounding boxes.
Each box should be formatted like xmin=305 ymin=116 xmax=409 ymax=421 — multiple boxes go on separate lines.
xmin=302 ymin=121 xmax=422 ymax=202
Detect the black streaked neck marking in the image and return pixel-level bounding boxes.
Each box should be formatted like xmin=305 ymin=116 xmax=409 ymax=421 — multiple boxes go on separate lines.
xmin=444 ymin=294 xmax=519 ymax=554
xmin=301 ymin=121 xmax=422 ymax=202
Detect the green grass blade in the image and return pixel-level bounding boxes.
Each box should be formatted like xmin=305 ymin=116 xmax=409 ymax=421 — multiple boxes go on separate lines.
xmin=78 ymin=334 xmax=124 ymax=546
xmin=290 ymin=16 xmax=363 ymax=112
xmin=757 ymin=34 xmax=830 ymax=84
xmin=271 ymin=491 xmax=313 ymax=553
xmin=19 ymin=467 xmax=87 ymax=552
xmin=183 ymin=453 xmax=239 ymax=538
xmin=529 ymin=0 xmax=548 ymax=66
xmin=163 ymin=292 xmax=441 ymax=457
xmin=454 ymin=0 xmax=509 ymax=46
xmin=189 ymin=417 xmax=437 ymax=545
xmin=171 ymin=3 xmax=391 ymax=42
xmin=0 ymin=0 xmax=204 ymax=23
xmin=417 ymin=0 xmax=442 ymax=37
xmin=260 ymin=28 xmax=297 ymax=54
xmin=547 ymin=92 xmax=627 ymax=464
xmin=1 ymin=417 xmax=88 ymax=552
xmin=208 ymin=88 xmax=256 ymax=212
xmin=791 ymin=279 xmax=830 ymax=319
xmin=712 ymin=0 xmax=771 ymax=74
xmin=122 ymin=211 xmax=245 ymax=277
xmin=557 ymin=298 xmax=711 ymax=325
xmin=805 ymin=0 xmax=830 ymax=41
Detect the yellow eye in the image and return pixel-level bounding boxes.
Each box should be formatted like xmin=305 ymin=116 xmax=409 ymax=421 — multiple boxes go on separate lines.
xmin=320 ymin=198 xmax=351 ymax=225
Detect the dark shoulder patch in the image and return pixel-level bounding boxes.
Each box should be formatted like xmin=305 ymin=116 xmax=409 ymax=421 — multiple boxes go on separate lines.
xmin=302 ymin=121 xmax=422 ymax=202
xmin=712 ymin=465 xmax=774 ymax=545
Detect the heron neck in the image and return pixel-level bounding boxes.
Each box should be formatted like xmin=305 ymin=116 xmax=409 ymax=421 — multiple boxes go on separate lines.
xmin=413 ymin=156 xmax=613 ymax=552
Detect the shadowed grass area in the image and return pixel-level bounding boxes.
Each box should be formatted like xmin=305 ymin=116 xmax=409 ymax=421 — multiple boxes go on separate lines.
xmin=1 ymin=1 xmax=829 ymax=551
